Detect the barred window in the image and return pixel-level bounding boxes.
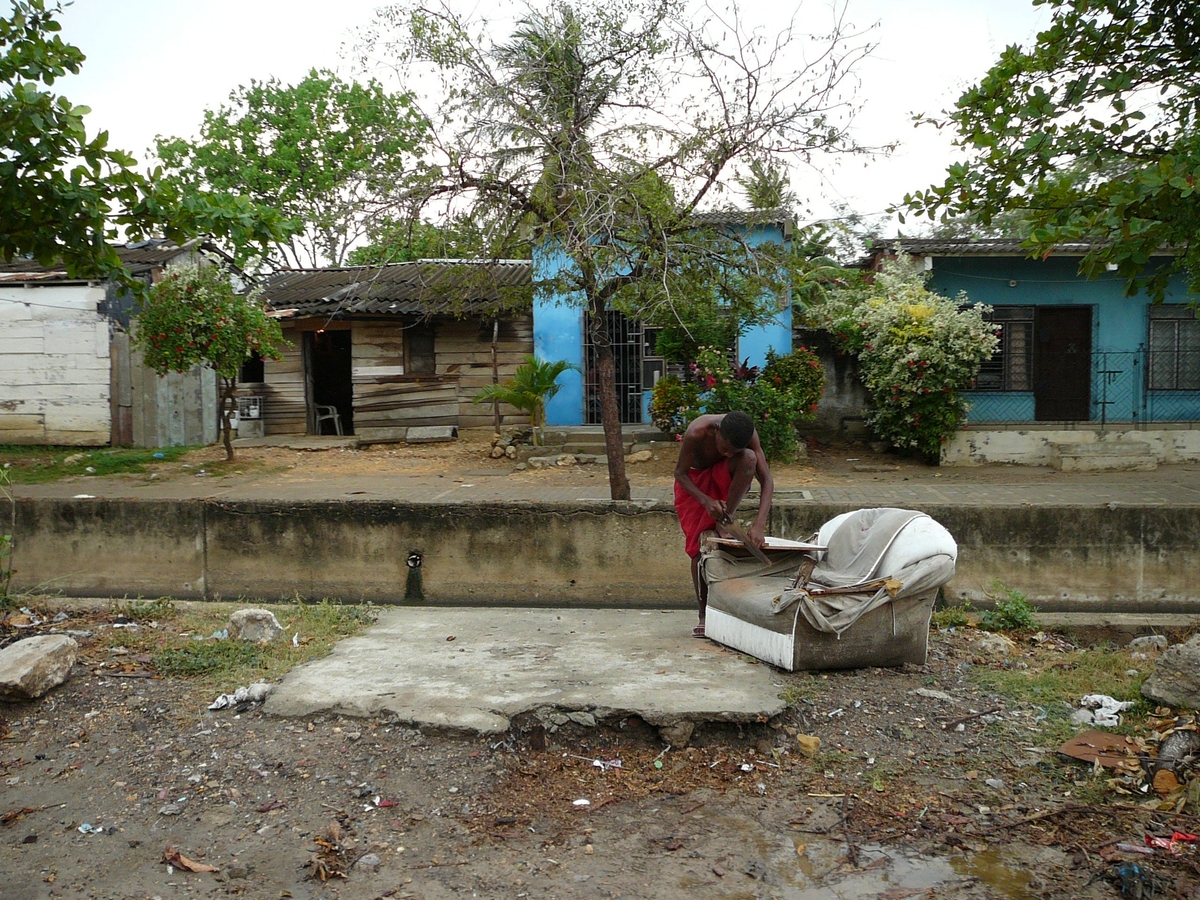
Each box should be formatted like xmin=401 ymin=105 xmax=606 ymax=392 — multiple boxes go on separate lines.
xmin=974 ymin=306 xmax=1033 ymax=392
xmin=1148 ymin=305 xmax=1200 ymax=390
xmin=406 ymin=322 xmax=436 ymax=375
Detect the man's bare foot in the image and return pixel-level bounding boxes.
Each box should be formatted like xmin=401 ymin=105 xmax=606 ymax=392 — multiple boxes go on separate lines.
xmin=692 ymin=623 xmax=706 ymax=638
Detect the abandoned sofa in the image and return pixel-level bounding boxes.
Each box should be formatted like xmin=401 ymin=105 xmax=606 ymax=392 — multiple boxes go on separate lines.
xmin=701 ymin=507 xmax=958 ymax=671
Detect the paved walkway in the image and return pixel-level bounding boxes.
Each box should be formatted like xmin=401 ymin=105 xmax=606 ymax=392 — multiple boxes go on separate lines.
xmin=17 ymin=460 xmax=1200 ymax=507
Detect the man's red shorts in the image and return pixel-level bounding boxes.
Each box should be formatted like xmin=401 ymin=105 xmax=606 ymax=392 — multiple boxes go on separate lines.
xmin=674 ymin=461 xmax=733 ymax=559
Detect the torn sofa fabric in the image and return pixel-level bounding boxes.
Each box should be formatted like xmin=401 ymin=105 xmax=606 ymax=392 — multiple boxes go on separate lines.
xmin=701 ymin=508 xmax=958 ymax=672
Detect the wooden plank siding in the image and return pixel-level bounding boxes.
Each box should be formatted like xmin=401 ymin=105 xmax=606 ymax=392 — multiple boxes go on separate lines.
xmin=250 ymin=314 xmax=534 ymax=438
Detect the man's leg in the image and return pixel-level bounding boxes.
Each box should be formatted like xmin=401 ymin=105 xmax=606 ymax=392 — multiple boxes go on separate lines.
xmin=691 ymin=552 xmax=706 ymax=637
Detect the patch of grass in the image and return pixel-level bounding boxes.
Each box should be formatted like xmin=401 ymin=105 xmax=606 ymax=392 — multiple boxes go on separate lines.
xmin=969 ymin=644 xmax=1153 ymax=747
xmin=779 ymin=674 xmax=821 ymax=708
xmin=116 ymin=596 xmax=178 ymax=622
xmin=154 ymin=640 xmax=267 ymax=676
xmin=979 ymin=581 xmax=1038 ymax=632
xmin=0 ymin=444 xmax=194 ymax=484
xmin=932 ymin=601 xmax=974 ymax=630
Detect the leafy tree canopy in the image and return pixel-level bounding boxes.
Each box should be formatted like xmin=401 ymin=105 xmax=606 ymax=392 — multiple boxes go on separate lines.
xmin=154 ymin=69 xmax=429 ymax=269
xmin=359 ymin=0 xmax=876 ymax=498
xmin=134 ymin=264 xmax=286 ymax=460
xmin=0 ymin=1 xmax=283 ymax=290
xmin=902 ymin=0 xmax=1200 ymax=301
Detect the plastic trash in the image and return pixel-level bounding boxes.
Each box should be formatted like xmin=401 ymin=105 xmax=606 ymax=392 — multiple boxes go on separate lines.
xmin=1078 ymin=694 xmax=1134 ymax=727
xmin=152 ymin=452 xmax=165 ymax=459
xmin=573 ymin=799 xmax=590 ymax=807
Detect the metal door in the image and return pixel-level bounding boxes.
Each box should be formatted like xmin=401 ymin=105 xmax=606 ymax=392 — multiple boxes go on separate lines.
xmin=1034 ymin=307 xmax=1092 ymax=421
xmin=584 ymin=310 xmax=643 ymax=424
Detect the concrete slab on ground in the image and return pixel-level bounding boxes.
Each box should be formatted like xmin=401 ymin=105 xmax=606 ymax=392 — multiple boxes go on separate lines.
xmin=265 ymin=608 xmax=787 ymax=734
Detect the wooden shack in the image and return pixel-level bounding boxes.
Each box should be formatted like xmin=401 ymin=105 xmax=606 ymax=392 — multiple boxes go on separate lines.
xmin=249 ymin=260 xmax=533 ymax=440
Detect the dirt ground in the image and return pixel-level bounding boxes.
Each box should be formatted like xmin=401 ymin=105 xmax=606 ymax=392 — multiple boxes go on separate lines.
xmin=4 ymin=605 xmax=1200 ymax=900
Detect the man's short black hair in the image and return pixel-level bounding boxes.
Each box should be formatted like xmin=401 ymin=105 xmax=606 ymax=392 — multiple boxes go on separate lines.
xmin=719 ymin=411 xmax=755 ymax=450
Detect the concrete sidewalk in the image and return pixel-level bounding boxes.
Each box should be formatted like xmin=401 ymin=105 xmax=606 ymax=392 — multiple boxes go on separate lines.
xmin=265 ymin=607 xmax=786 ymax=736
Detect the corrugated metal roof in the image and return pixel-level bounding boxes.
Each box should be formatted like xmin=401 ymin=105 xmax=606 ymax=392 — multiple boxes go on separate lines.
xmin=259 ymin=259 xmax=532 ymax=318
xmin=878 ymin=238 xmax=1117 ymax=257
xmin=0 ymin=239 xmax=201 ymax=281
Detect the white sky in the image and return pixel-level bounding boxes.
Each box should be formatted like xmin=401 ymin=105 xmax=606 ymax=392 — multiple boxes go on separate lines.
xmin=45 ymin=0 xmax=1049 ymax=234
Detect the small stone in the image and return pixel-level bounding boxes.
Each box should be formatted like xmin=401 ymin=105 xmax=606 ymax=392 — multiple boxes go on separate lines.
xmin=911 ymin=688 xmax=954 ymax=702
xmin=658 ymin=720 xmax=694 ymax=747
xmin=973 ymin=633 xmax=1018 ymax=658
xmin=1129 ymin=635 xmax=1168 ymax=652
xmin=626 ymin=450 xmax=653 ymax=464
xmin=356 ymin=853 xmax=382 ymax=872
xmin=505 ymin=445 xmax=517 ymax=459
xmin=490 ymin=446 xmax=505 ymax=459
xmin=554 ymin=454 xmax=576 ymax=467
xmin=226 ymin=609 xmax=284 ymax=644
xmin=984 ymin=778 xmax=1005 ymax=790
xmin=567 ymin=711 xmax=596 ymax=727
xmin=795 ymin=735 xmax=820 ymax=757
xmin=0 ymin=635 xmax=79 ymax=701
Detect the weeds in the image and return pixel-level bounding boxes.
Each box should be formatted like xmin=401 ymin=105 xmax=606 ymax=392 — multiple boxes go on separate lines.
xmin=0 ymin=445 xmax=193 ymax=484
xmin=117 ymin=596 xmax=178 ymax=622
xmin=154 ymin=641 xmax=267 ymax=676
xmin=979 ymin=581 xmax=1038 ymax=632
xmin=932 ymin=600 xmax=974 ymax=630
xmin=1 ymin=466 xmax=12 ymax=608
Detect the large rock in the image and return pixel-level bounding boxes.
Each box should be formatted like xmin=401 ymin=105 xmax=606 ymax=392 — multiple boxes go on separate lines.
xmin=227 ymin=609 xmax=284 ymax=644
xmin=0 ymin=635 xmax=79 ymax=701
xmin=1142 ymin=635 xmax=1200 ymax=709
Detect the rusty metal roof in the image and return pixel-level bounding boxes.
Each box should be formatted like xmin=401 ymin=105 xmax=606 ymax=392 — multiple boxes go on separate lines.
xmin=0 ymin=239 xmax=202 ymax=281
xmin=259 ymin=259 xmax=532 ymax=318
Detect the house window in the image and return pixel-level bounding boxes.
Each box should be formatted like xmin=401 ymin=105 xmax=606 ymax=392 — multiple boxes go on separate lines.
xmin=406 ymin=322 xmax=436 ymax=375
xmin=1148 ymin=305 xmax=1200 ymax=390
xmin=239 ymin=353 xmax=264 ymax=383
xmin=974 ymin=306 xmax=1033 ymax=391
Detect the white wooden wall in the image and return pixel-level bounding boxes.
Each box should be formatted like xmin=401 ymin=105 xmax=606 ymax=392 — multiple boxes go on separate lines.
xmin=0 ymin=283 xmax=111 ymax=445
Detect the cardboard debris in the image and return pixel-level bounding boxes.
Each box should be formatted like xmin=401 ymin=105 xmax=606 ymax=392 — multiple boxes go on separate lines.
xmin=1058 ymin=730 xmax=1142 ymax=768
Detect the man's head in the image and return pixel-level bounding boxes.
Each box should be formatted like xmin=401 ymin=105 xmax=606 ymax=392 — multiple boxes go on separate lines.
xmin=718 ymin=411 xmax=755 ymax=453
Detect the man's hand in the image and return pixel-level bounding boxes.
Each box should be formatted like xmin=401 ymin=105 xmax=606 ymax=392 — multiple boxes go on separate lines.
xmin=702 ymin=496 xmax=727 ymax=524
xmin=748 ymin=520 xmax=767 ymax=549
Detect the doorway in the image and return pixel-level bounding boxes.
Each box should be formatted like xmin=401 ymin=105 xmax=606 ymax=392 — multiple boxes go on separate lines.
xmin=304 ymin=329 xmax=354 ymax=435
xmin=584 ymin=310 xmax=644 ymax=424
xmin=1034 ymin=306 xmax=1092 ymax=421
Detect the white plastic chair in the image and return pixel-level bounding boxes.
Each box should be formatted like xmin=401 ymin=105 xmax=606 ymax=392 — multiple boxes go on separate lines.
xmin=314 ymin=404 xmax=343 ymax=436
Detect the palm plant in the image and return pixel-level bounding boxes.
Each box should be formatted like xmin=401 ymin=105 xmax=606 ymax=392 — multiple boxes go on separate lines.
xmin=474 ymin=355 xmax=579 ymax=446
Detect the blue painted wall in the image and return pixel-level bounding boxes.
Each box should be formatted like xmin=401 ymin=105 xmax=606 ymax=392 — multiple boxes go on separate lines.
xmin=925 ymin=256 xmax=1200 ymax=423
xmin=532 ymin=221 xmax=793 ymax=426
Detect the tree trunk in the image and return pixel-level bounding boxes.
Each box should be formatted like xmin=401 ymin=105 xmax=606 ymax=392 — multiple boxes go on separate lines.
xmin=589 ymin=297 xmax=630 ymax=501
xmin=221 ymin=377 xmax=237 ymax=461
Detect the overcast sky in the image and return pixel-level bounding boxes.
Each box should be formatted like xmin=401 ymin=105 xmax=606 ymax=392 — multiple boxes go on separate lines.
xmin=45 ymin=0 xmax=1049 ymax=234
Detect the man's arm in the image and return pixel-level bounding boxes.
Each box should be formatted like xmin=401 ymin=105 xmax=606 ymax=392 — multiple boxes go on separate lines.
xmin=747 ymin=432 xmax=774 ymax=545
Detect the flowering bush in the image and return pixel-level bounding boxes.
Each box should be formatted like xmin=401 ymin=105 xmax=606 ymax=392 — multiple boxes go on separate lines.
xmin=135 ymin=264 xmax=286 ymax=459
xmin=810 ymin=258 xmax=997 ymax=459
xmin=649 ymin=345 xmax=824 ymax=462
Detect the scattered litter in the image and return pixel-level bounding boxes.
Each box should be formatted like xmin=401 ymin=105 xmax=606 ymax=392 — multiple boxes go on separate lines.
xmin=208 ymin=628 xmax=229 ymax=640
xmin=72 ymin=494 xmax=95 ymax=500
xmin=573 ymin=799 xmax=591 ymax=807
xmin=740 ymin=763 xmax=755 ymax=773
xmin=208 ymin=683 xmax=274 ymax=710
xmin=292 ymin=633 xmax=299 ymax=647
xmin=162 ymin=845 xmax=219 ymax=873
xmin=1058 ymin=730 xmax=1142 ymax=768
xmin=827 ymin=708 xmax=844 ymax=718
xmin=152 ymin=452 xmax=165 ymax=459
xmin=912 ymin=688 xmax=954 ymax=702
xmin=1078 ymin=694 xmax=1135 ymax=727
xmin=77 ymin=823 xmax=102 ymax=835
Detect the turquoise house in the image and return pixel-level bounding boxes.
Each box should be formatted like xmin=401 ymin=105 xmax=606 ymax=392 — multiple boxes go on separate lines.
xmin=881 ymin=239 xmax=1200 ymax=465
xmin=534 ymin=210 xmax=795 ymax=426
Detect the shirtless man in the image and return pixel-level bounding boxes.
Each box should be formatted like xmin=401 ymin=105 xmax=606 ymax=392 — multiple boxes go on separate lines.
xmin=673 ymin=411 xmax=774 ymax=637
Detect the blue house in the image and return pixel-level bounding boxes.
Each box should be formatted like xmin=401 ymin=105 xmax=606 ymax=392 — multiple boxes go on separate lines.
xmin=533 ymin=209 xmax=795 ymax=427
xmin=882 ymin=239 xmax=1200 ymax=466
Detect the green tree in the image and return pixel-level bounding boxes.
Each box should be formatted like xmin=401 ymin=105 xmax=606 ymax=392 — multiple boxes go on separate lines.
xmin=154 ymin=69 xmax=429 ymax=269
xmin=807 ymin=257 xmax=997 ymax=459
xmin=473 ymin=356 xmax=579 ymax=445
xmin=134 ymin=265 xmax=287 ymax=460
xmin=362 ymin=0 xmax=874 ymax=499
xmin=0 ymin=1 xmax=283 ymax=290
xmin=902 ymin=0 xmax=1200 ymax=300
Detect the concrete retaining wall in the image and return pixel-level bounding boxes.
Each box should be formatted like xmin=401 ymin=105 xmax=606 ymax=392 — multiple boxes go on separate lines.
xmin=7 ymin=499 xmax=1200 ymax=612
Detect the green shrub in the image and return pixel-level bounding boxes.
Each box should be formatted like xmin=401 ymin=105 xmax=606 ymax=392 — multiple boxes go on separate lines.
xmin=649 ymin=375 xmax=701 ymax=436
xmin=980 ymin=581 xmax=1038 ymax=632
